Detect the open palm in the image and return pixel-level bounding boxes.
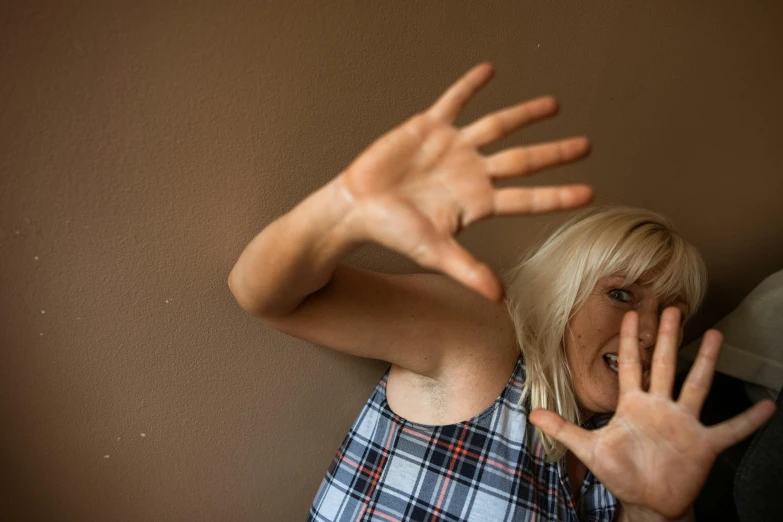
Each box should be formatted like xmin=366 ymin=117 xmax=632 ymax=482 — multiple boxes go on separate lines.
xmin=530 ymin=308 xmax=776 ymax=520
xmin=338 ymin=63 xmax=593 ymax=303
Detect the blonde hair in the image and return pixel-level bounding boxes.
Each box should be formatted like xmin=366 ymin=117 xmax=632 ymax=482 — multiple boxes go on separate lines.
xmin=501 ymin=205 xmax=708 ymax=462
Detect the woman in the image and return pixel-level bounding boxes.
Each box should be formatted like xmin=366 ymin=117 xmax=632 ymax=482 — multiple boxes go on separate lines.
xmin=227 ymin=62 xmax=776 ymax=521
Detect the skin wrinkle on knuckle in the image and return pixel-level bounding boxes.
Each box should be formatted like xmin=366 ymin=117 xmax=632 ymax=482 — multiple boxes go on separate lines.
xmin=486 ymin=117 xmax=504 ymax=141
xmin=683 ymin=380 xmax=707 ymax=394
xmin=520 ymin=191 xmax=533 ymax=214
xmin=525 ymin=148 xmax=537 ymax=172
xmin=531 ymin=190 xmax=544 ymax=213
xmin=519 ymin=104 xmax=532 ymax=123
xmin=497 ymin=113 xmax=513 ymax=137
xmin=557 ymin=188 xmax=567 ymax=209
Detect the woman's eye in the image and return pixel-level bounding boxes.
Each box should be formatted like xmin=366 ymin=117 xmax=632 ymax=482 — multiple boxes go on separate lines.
xmin=608 ymin=289 xmax=632 ymax=302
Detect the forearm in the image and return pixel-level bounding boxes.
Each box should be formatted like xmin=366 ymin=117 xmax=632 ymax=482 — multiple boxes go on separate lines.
xmin=228 ymin=174 xmax=366 ymax=318
xmin=616 ymin=503 xmax=695 ymax=522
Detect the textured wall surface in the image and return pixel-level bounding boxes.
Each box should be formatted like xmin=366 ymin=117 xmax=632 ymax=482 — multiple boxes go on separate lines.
xmin=1 ymin=1 xmax=781 ymax=520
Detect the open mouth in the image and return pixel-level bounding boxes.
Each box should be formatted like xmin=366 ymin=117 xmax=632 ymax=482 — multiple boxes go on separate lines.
xmin=603 ymin=353 xmax=652 ymax=380
xmin=603 ymin=353 xmax=619 ymax=373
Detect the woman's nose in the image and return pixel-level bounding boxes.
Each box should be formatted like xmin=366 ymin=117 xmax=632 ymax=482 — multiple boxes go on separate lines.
xmin=637 ymin=310 xmax=659 ymax=349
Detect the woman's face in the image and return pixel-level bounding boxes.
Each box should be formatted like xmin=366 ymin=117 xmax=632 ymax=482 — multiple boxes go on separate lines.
xmin=564 ymin=273 xmax=689 ymax=416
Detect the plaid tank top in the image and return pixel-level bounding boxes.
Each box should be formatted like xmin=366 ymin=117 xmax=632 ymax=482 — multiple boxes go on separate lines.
xmin=307 ymin=355 xmax=617 ymax=522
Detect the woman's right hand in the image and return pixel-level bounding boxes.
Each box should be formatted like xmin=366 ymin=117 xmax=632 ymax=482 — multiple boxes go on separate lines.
xmin=336 ymin=62 xmax=594 ymax=303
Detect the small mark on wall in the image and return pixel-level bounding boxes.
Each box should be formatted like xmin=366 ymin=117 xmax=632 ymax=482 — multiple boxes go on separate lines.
xmin=41 ymin=310 xmax=45 ymax=314
xmin=140 ymin=433 xmax=146 ymax=437
xmin=104 ymin=455 xmax=110 ymax=459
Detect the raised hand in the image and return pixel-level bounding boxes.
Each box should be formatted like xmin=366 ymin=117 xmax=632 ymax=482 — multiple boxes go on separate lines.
xmin=335 ymin=62 xmax=593 ymax=303
xmin=529 ymin=307 xmax=776 ymax=521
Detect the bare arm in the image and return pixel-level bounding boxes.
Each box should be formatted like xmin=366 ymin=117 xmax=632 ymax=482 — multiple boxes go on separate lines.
xmin=228 ymin=174 xmax=363 ymax=319
xmin=228 ymin=172 xmax=515 ymax=377
xmin=228 ymin=62 xmax=593 ymax=378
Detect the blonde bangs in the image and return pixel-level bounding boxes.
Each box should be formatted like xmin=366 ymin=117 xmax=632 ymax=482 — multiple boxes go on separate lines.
xmin=588 ymin=221 xmax=707 ymax=320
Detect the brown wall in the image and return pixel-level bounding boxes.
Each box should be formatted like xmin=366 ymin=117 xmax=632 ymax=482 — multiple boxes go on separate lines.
xmin=1 ymin=1 xmax=781 ymax=520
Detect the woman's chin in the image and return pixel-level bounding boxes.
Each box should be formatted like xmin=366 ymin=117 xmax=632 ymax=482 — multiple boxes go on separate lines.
xmin=577 ymin=391 xmax=618 ymax=417
xmin=595 ymin=400 xmax=618 ymax=414
xmin=574 ymin=364 xmax=622 ymax=416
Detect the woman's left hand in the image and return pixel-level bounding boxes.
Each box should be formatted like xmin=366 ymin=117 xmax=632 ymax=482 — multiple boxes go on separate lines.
xmin=529 ymin=307 xmax=776 ymax=521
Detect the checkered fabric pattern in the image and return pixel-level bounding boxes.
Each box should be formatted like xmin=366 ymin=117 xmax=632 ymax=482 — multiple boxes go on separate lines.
xmin=307 ymin=355 xmax=617 ymax=521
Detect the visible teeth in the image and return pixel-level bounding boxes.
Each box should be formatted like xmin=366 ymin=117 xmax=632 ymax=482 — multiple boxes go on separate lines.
xmin=604 ymin=354 xmax=619 ymax=372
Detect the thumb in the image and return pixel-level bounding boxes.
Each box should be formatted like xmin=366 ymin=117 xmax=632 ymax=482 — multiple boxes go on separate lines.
xmin=529 ymin=409 xmax=594 ymax=461
xmin=428 ymin=237 xmax=505 ymax=303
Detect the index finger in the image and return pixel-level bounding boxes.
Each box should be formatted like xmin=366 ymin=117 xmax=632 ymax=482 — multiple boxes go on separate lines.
xmin=619 ymin=311 xmax=643 ymax=395
xmin=428 ymin=62 xmax=495 ymax=123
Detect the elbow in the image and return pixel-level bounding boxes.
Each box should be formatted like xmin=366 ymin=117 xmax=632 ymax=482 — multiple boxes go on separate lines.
xmin=227 ymin=269 xmax=297 ymax=321
xmin=227 ymin=270 xmax=239 ymax=301
xmin=227 ymin=271 xmax=259 ymax=317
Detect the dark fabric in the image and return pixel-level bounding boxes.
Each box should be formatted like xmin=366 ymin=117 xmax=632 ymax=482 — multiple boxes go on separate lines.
xmin=672 ymin=367 xmax=779 ymax=522
xmin=734 ymin=388 xmax=783 ymax=522
xmin=672 ymin=371 xmax=755 ymax=522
